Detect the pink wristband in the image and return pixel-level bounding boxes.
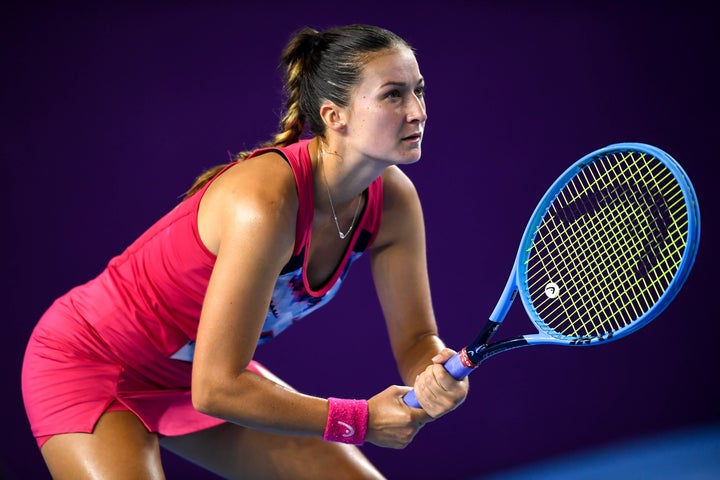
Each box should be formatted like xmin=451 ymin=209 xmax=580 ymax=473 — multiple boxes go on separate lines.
xmin=323 ymin=397 xmax=368 ymax=445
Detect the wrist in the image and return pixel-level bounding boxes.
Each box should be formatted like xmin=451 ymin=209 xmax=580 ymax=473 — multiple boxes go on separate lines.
xmin=323 ymin=397 xmax=368 ymax=445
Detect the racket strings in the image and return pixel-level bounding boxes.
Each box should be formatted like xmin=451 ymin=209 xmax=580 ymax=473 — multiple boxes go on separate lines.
xmin=530 ymin=199 xmax=645 ymax=335
xmin=561 ymin=161 xmax=665 ymax=331
xmin=564 ymin=154 xmax=684 ymax=330
xmin=525 ymin=151 xmax=689 ymax=340
xmin=529 ymin=160 xmax=651 ymax=332
xmin=538 ymin=195 xmax=643 ymax=334
xmin=551 ymin=155 xmax=677 ymax=334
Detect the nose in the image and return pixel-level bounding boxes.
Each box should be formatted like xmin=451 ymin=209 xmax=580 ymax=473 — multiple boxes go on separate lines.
xmin=407 ymin=94 xmax=427 ymax=123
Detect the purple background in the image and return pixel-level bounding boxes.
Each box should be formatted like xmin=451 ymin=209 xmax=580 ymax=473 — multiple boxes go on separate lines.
xmin=3 ymin=2 xmax=718 ymax=479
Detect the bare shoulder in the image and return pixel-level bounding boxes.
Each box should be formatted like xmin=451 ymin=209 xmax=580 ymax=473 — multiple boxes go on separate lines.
xmin=198 ymin=151 xmax=299 ymax=256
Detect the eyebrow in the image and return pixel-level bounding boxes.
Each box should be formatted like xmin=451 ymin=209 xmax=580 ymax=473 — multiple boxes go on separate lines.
xmin=380 ymin=78 xmax=425 ymax=89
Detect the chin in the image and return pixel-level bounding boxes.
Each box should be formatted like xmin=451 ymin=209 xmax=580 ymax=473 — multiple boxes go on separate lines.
xmin=400 ymin=147 xmax=422 ymax=165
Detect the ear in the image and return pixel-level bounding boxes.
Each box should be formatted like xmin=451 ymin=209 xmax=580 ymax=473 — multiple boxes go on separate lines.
xmin=319 ymin=100 xmax=347 ymax=132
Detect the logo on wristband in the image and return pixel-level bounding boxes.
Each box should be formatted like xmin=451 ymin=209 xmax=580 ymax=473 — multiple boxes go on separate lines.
xmin=338 ymin=421 xmax=355 ymax=437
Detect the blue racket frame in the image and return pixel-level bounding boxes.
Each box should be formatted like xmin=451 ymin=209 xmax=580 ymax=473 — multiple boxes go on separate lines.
xmin=403 ymin=143 xmax=700 ymax=408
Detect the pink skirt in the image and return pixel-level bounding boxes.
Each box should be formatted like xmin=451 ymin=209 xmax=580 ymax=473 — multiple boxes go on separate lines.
xmin=22 ymin=297 xmax=270 ymax=448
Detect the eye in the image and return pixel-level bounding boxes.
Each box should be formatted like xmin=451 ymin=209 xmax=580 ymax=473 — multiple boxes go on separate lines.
xmin=385 ymin=89 xmax=402 ymax=99
xmin=414 ymin=85 xmax=426 ymax=98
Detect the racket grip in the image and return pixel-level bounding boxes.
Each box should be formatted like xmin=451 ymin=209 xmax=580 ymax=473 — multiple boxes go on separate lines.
xmin=402 ymin=350 xmax=476 ymax=408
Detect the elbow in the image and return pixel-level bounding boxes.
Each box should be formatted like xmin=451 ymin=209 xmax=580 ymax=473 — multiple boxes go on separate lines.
xmin=190 ymin=367 xmax=253 ymax=418
xmin=191 ymin=378 xmax=216 ymax=416
xmin=191 ymin=371 xmax=229 ymax=417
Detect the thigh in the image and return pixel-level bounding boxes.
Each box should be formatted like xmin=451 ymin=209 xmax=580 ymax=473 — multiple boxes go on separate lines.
xmin=160 ymin=422 xmax=386 ymax=480
xmin=40 ymin=411 xmax=165 ymax=480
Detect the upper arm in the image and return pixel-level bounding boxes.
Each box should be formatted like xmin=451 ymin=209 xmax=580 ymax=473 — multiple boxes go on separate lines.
xmin=192 ymin=154 xmax=297 ymax=385
xmin=370 ymin=167 xmax=440 ymax=377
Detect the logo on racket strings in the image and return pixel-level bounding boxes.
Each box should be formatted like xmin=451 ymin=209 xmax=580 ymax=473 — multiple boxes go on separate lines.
xmin=545 ymin=282 xmax=560 ymax=299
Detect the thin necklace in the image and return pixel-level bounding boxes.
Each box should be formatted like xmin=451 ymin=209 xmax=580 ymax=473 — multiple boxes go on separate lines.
xmin=318 ymin=144 xmax=362 ymax=240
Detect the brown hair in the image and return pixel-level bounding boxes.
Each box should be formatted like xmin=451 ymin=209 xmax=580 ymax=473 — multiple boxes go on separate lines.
xmin=184 ymin=24 xmax=411 ymax=198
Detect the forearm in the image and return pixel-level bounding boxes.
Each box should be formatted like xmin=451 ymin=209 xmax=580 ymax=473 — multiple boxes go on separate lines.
xmin=396 ymin=333 xmax=446 ymax=386
xmin=192 ymin=368 xmax=328 ymax=437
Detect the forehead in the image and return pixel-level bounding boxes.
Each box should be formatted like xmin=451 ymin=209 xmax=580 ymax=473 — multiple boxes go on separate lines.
xmin=357 ymin=47 xmax=422 ymax=88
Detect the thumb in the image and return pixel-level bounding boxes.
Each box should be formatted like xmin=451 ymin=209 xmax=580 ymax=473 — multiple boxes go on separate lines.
xmin=431 ymin=348 xmax=456 ymax=364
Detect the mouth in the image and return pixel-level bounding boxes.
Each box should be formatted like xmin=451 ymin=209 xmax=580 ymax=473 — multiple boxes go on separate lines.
xmin=402 ymin=132 xmax=423 ymax=142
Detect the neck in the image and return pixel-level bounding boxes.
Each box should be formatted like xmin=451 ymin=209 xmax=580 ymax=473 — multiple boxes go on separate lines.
xmin=316 ymin=137 xmax=372 ymax=240
xmin=313 ymin=137 xmax=384 ymax=206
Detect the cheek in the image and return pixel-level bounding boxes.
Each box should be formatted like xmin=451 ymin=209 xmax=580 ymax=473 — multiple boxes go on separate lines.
xmin=350 ymin=103 xmax=397 ymax=140
xmin=365 ymin=109 xmax=396 ymax=132
xmin=356 ymin=110 xmax=381 ymax=134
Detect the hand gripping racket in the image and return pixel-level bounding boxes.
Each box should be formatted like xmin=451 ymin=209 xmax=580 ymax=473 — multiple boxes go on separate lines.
xmin=404 ymin=142 xmax=700 ymax=408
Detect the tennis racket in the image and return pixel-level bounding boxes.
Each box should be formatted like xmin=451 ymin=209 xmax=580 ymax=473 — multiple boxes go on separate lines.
xmin=404 ymin=142 xmax=700 ymax=408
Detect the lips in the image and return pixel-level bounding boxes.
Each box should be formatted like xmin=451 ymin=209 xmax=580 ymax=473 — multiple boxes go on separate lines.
xmin=402 ymin=132 xmax=422 ymax=141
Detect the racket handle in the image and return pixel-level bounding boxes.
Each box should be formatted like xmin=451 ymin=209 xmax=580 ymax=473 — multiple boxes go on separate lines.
xmin=402 ymin=350 xmax=476 ymax=408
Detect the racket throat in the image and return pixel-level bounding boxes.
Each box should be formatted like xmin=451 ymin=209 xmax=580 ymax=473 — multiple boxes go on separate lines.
xmin=466 ymin=321 xmax=501 ymax=355
xmin=458 ymin=320 xmax=501 ymax=368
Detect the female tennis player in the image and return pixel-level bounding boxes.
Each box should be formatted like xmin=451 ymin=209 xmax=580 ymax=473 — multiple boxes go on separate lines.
xmin=22 ymin=24 xmax=468 ymax=478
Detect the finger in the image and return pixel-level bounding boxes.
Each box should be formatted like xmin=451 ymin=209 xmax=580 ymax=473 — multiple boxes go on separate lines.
xmin=431 ymin=348 xmax=456 ymax=364
xmin=430 ymin=363 xmax=457 ymax=392
xmin=418 ymin=364 xmax=453 ymax=400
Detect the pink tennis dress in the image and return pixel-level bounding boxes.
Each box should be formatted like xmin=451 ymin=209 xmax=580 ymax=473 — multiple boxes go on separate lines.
xmin=21 ymin=139 xmax=383 ymax=447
